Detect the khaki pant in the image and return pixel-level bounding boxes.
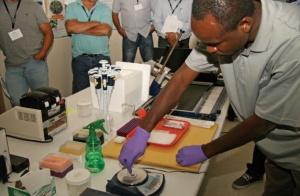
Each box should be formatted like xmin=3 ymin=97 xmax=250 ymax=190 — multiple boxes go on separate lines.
xmin=262 ymin=159 xmax=300 ymax=196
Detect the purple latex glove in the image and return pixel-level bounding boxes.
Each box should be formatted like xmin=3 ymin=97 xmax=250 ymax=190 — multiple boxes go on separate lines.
xmin=176 ymin=145 xmax=208 ymax=166
xmin=118 ymin=127 xmax=150 ymax=173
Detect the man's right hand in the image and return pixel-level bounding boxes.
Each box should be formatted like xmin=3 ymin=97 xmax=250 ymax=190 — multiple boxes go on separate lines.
xmin=166 ymin=32 xmax=178 ymax=47
xmin=117 ymin=27 xmax=127 ymax=37
xmin=118 ymin=127 xmax=150 ymax=173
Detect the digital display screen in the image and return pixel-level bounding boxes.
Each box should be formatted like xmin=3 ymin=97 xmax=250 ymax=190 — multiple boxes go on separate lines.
xmin=146 ymin=178 xmax=158 ymax=190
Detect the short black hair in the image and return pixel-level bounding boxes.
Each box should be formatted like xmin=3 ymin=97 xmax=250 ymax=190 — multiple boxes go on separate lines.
xmin=192 ymin=0 xmax=255 ymax=32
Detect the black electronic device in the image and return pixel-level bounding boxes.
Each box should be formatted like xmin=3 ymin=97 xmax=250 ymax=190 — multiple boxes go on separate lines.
xmin=0 ymin=87 xmax=68 ymax=142
xmin=10 ymin=154 xmax=30 ymax=173
xmin=80 ymin=188 xmax=119 ymax=196
xmin=0 ymin=155 xmax=8 ymax=183
xmin=20 ymin=91 xmax=51 ymax=110
xmin=73 ymin=131 xmax=104 ymax=145
xmin=106 ymin=168 xmax=165 ymax=196
xmin=170 ymin=82 xmax=226 ymax=121
xmin=137 ymin=81 xmax=226 ymax=121
xmin=35 ymin=87 xmax=62 ymax=105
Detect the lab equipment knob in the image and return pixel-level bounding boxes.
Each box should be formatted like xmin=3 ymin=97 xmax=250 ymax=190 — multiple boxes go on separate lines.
xmin=99 ymin=60 xmax=108 ymax=68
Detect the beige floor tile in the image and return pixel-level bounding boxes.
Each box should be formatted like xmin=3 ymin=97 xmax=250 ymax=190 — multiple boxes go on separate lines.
xmin=197 ymin=120 xmax=264 ymax=196
xmin=222 ymin=118 xmax=240 ymax=133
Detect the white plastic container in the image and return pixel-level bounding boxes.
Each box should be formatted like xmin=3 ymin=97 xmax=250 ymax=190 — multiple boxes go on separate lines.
xmin=66 ymin=169 xmax=91 ymax=196
xmin=77 ymin=99 xmax=92 ymax=117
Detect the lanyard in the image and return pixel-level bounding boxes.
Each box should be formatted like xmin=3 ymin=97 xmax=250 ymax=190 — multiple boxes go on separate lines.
xmin=3 ymin=0 xmax=22 ymax=29
xmin=168 ymin=0 xmax=182 ymax=14
xmin=81 ymin=6 xmax=95 ymax=21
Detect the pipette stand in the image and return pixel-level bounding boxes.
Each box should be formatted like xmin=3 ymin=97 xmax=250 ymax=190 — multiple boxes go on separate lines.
xmin=89 ymin=62 xmax=121 ymax=142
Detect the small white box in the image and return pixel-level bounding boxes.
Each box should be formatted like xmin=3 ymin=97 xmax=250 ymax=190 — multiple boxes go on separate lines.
xmin=7 ymin=176 xmax=56 ymax=196
xmin=0 ymin=127 xmax=12 ymax=174
xmin=90 ymin=62 xmax=151 ymax=113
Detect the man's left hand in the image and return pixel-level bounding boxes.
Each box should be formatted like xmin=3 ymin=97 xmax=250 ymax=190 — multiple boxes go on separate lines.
xmin=176 ymin=145 xmax=208 ymax=166
xmin=149 ymin=25 xmax=155 ymax=34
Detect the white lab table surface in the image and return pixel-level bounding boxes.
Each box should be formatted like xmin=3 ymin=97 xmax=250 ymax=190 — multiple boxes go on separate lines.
xmin=0 ymin=87 xmax=229 ymax=196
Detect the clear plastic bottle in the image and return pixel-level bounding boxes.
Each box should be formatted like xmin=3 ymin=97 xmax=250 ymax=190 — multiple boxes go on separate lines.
xmin=84 ymin=121 xmax=105 ymax=173
xmin=103 ymin=113 xmax=115 ymax=142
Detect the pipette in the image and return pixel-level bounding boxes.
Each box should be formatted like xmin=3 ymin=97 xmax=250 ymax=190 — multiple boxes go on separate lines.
xmin=101 ymin=67 xmax=108 ymax=115
xmin=101 ymin=65 xmax=121 ymax=112
xmin=112 ymin=66 xmax=122 ymax=76
xmin=94 ymin=74 xmax=102 ymax=115
xmin=107 ymin=73 xmax=115 ymax=103
xmin=88 ymin=67 xmax=99 ymax=76
xmin=106 ymin=64 xmax=111 ymax=71
xmin=99 ymin=60 xmax=108 ymax=68
xmin=88 ymin=67 xmax=103 ymax=115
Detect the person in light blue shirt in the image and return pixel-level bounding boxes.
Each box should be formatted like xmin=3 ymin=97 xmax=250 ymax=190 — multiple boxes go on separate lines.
xmin=65 ymin=0 xmax=112 ymax=93
xmin=112 ymin=0 xmax=156 ymax=63
xmin=153 ymin=0 xmax=193 ymax=48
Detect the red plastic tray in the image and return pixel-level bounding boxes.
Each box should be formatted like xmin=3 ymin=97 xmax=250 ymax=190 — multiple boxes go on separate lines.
xmin=126 ymin=118 xmax=190 ymax=147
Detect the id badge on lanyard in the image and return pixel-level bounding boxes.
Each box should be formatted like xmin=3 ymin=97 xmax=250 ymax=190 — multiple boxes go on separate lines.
xmin=170 ymin=14 xmax=178 ymax=19
xmin=8 ymin=29 xmax=23 ymax=41
xmin=134 ymin=0 xmax=143 ymax=10
xmin=3 ymin=0 xmax=24 ymax=41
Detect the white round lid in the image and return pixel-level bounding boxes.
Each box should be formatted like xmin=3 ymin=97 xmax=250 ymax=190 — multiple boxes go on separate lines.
xmin=66 ymin=169 xmax=91 ymax=186
xmin=117 ymin=168 xmax=147 ymax=185
xmin=77 ymin=99 xmax=91 ymax=106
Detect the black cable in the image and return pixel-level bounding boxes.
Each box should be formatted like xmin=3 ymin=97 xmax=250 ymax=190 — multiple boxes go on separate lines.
xmin=7 ymin=135 xmax=53 ymax=143
xmin=20 ymin=169 xmax=29 ymax=177
xmin=1 ymin=174 xmax=9 ymax=184
xmin=138 ymin=167 xmax=206 ymax=174
xmin=200 ymin=109 xmax=221 ymax=120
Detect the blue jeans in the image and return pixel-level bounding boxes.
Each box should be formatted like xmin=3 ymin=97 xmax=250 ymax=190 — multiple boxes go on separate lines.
xmin=72 ymin=54 xmax=111 ymax=94
xmin=122 ymin=34 xmax=153 ymax=62
xmin=5 ymin=58 xmax=49 ymax=107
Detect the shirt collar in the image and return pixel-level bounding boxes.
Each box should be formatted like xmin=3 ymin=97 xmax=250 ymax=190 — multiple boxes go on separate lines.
xmin=246 ymin=0 xmax=274 ymax=54
xmin=77 ymin=0 xmax=102 ymax=8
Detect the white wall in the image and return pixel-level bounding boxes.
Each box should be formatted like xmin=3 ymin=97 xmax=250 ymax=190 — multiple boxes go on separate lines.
xmin=0 ymin=31 xmax=198 ymax=111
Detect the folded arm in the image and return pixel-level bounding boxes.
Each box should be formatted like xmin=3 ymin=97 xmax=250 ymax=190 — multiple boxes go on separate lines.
xmin=83 ymin=23 xmax=111 ymax=36
xmin=65 ymin=19 xmax=111 ymax=36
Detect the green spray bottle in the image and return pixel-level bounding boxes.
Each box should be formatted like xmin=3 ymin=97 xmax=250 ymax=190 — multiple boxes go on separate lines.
xmin=83 ymin=119 xmax=107 ymax=173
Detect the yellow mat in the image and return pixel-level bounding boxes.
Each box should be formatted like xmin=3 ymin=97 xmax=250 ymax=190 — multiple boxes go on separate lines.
xmin=102 ymin=124 xmax=218 ymax=173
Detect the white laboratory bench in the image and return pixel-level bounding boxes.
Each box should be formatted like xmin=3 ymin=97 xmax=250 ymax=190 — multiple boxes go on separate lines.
xmin=0 ymin=87 xmax=229 ymax=196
